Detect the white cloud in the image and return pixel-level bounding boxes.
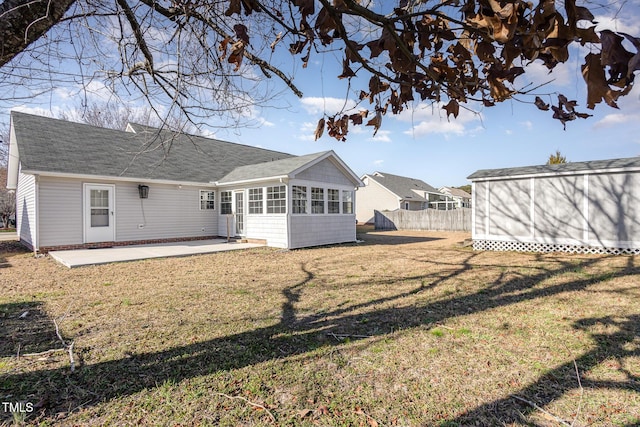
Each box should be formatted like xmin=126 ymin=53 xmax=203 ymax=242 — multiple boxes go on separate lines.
xmin=397 ymin=102 xmax=482 ymax=138
xmin=593 ymin=113 xmax=640 ymax=129
xmin=368 ymin=129 xmax=391 ymax=142
xmin=300 ymin=97 xmax=359 ymax=115
xmin=373 ymin=159 xmax=384 ymax=166
xmin=594 ymin=14 xmax=640 ymax=35
xmin=505 ymin=129 xmax=513 ymax=135
xmin=520 ymin=120 xmax=533 ymax=131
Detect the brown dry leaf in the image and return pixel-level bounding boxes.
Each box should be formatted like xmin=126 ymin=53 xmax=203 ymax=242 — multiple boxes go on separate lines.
xmin=233 ymin=24 xmax=250 ymax=45
xmin=558 ymin=94 xmax=577 ymax=113
xmin=366 ymin=27 xmax=396 ymax=59
xmin=225 ymin=0 xmax=241 ymax=16
xmin=338 ymin=59 xmax=356 ymax=79
xmin=582 ymin=52 xmax=621 ymax=109
xmin=366 ymin=110 xmax=382 ymax=136
xmin=315 ymin=7 xmax=338 ymax=45
xmin=314 ymin=118 xmax=325 ymax=141
xmin=293 ymin=0 xmax=314 ymax=17
xmin=600 ymin=30 xmax=633 ymax=84
xmin=534 ymin=96 xmax=550 ymax=111
xmin=218 ymin=37 xmax=231 ymax=60
xmin=289 ymin=40 xmax=307 ymax=55
xmin=621 ymin=32 xmax=640 ymax=78
xmin=442 ymin=99 xmax=459 ymax=120
xmin=227 ymin=40 xmax=245 ymax=71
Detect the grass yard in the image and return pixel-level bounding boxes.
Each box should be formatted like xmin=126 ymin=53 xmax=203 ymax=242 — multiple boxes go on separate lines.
xmin=1 ymin=228 xmax=639 ymax=426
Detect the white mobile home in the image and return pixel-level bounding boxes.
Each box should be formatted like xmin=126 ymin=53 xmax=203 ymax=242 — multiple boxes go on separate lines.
xmin=468 ymin=157 xmax=640 ymax=254
xmin=6 ymin=112 xmax=362 ymax=252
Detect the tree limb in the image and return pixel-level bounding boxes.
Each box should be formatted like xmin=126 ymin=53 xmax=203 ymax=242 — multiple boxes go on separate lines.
xmin=0 ymin=0 xmax=77 ymax=67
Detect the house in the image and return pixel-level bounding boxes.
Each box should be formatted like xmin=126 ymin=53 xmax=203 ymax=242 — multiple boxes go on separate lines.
xmin=6 ymin=112 xmax=363 ymax=252
xmin=467 ymin=157 xmax=640 ymax=254
xmin=438 ymin=186 xmax=472 ymax=209
xmin=356 ymin=171 xmax=444 ymax=224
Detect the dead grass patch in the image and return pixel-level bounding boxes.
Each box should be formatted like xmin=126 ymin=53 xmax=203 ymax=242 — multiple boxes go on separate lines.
xmin=1 ymin=231 xmax=639 ymax=426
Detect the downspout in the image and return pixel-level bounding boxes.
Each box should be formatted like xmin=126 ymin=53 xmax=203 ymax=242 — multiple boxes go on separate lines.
xmin=34 ymin=174 xmax=40 ymax=254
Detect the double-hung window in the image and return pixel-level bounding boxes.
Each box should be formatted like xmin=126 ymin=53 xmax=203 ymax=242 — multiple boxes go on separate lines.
xmin=292 ymin=186 xmax=307 ymax=214
xmin=267 ymin=185 xmax=286 ymax=214
xmin=248 ymin=188 xmax=263 ymax=214
xmin=200 ymin=190 xmax=215 ymax=210
xmin=342 ymin=190 xmax=353 ymax=214
xmin=220 ymin=191 xmax=232 ymax=214
xmin=328 ymin=189 xmax=340 ymax=214
xmin=311 ymin=187 xmax=324 ymax=214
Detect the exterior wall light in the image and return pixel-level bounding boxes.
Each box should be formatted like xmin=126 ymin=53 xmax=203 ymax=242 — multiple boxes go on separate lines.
xmin=138 ymin=185 xmax=149 ymax=199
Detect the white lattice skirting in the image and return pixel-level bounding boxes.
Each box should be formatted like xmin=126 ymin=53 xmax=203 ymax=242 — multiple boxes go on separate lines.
xmin=473 ymin=240 xmax=640 ymax=255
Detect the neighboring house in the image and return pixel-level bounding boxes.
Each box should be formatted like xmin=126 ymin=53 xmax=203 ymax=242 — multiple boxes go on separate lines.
xmin=468 ymin=157 xmax=640 ymax=254
xmin=6 ymin=112 xmax=363 ymax=252
xmin=438 ymin=186 xmax=472 ymax=209
xmin=356 ymin=171 xmax=444 ymax=224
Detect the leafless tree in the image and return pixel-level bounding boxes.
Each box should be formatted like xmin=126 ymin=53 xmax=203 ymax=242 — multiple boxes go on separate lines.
xmin=0 ymin=168 xmax=15 ymax=228
xmin=0 ymin=1 xmax=638 ymax=139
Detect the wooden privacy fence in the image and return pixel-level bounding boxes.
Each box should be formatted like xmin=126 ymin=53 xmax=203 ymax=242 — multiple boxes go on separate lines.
xmin=375 ymin=208 xmax=472 ymax=232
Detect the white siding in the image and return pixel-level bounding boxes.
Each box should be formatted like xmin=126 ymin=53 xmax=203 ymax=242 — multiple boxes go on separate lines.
xmin=246 ymin=214 xmax=288 ymax=248
xmin=588 ymin=172 xmax=640 ymax=245
xmin=295 ymin=158 xmax=355 ymax=186
xmin=38 ymin=177 xmax=83 ymax=247
xmin=472 ymin=170 xmax=640 ymax=250
xmin=289 ymin=215 xmax=356 ymax=249
xmin=33 ymin=177 xmax=217 ymax=246
xmin=487 ymin=179 xmax=531 ymax=238
xmin=16 ymin=170 xmax=36 ymax=248
xmin=534 ymin=175 xmax=584 ymax=240
xmin=356 ymin=176 xmax=399 ymax=224
xmin=115 ymin=182 xmax=217 ymax=241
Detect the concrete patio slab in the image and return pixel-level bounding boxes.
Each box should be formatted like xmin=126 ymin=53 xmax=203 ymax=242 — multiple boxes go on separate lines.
xmin=49 ymin=239 xmax=265 ymax=268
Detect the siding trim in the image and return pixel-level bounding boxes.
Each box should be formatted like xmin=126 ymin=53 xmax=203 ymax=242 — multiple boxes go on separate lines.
xmin=583 ymin=174 xmax=589 ymax=242
xmin=530 ymin=177 xmax=535 ymax=238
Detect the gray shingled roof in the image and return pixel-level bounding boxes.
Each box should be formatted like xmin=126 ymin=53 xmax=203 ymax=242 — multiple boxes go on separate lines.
xmin=367 ymin=171 xmax=440 ymax=202
xmin=467 ymin=156 xmax=640 ymax=181
xmin=218 ymin=151 xmax=331 ymax=184
xmin=441 ymin=187 xmax=471 ymax=198
xmin=12 ymin=112 xmax=294 ymax=183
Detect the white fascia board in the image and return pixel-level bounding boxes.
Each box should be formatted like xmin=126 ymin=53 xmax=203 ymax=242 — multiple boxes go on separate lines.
xmin=214 ymin=175 xmax=290 ymax=187
xmin=470 ymin=166 xmax=640 ymax=182
xmin=6 ymin=120 xmax=20 ymax=189
xmin=20 ymin=170 xmax=215 ymax=187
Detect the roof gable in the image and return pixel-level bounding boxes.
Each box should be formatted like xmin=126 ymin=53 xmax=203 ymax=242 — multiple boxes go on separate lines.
xmin=217 ymin=151 xmax=363 ymax=187
xmin=367 ymin=171 xmax=440 ymax=201
xmin=10 ymin=112 xmax=295 ymax=184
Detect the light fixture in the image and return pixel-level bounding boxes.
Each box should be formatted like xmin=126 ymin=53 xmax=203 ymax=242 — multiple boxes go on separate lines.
xmin=138 ymin=185 xmax=149 ymax=199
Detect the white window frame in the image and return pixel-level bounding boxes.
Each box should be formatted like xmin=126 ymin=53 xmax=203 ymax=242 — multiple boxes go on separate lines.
xmin=220 ymin=191 xmax=232 ymax=215
xmin=267 ymin=185 xmax=287 ymax=214
xmin=292 ymin=185 xmax=307 ymax=214
xmin=342 ymin=190 xmax=354 ymax=214
xmin=311 ymin=187 xmax=324 ymax=214
xmin=200 ymin=190 xmax=215 ymax=210
xmin=248 ymin=188 xmax=264 ymax=214
xmin=328 ymin=189 xmax=340 ymax=214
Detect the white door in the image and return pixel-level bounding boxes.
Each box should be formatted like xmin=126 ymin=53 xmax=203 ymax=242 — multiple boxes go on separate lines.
xmin=235 ymin=191 xmax=244 ymax=236
xmin=84 ymin=184 xmax=115 ymax=243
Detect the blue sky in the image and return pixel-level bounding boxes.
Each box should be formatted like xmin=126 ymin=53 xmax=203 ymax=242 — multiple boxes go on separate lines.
xmin=2 ymin=3 xmax=640 ymax=188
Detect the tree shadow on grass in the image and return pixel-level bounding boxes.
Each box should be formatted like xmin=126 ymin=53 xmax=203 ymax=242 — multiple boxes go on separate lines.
xmin=1 ymin=251 xmax=639 ymax=425
xmin=0 ymin=301 xmax=60 ymax=358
